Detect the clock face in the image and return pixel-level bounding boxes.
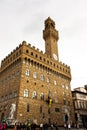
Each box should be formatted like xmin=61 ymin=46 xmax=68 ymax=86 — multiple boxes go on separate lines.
xmin=53 ymin=53 xmax=58 ymax=60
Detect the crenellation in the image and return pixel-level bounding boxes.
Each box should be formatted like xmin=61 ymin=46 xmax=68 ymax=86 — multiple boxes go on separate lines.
xmin=28 ymin=43 xmax=31 ymax=47
xmin=1 ymin=46 xmax=22 ymax=70
xmin=22 ymin=40 xmax=27 ymax=45
xmin=40 ymin=50 xmax=43 ymax=54
xmin=0 ymin=17 xmax=74 ymax=125
xmin=16 ymin=46 xmax=19 ymax=50
xmin=19 ymin=43 xmax=22 ymax=47
xmin=32 ymin=46 xmax=35 ymax=49
xmin=1 ymin=42 xmax=71 ymax=78
xmin=36 ymin=48 xmax=39 ymax=51
xmin=59 ymin=61 xmax=70 ymax=68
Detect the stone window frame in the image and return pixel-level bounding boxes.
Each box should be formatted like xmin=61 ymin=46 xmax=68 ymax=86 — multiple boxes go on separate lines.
xmin=54 ymin=80 xmax=57 ymax=85
xmin=40 ymin=75 xmax=44 ymax=81
xmin=25 ymin=69 xmax=30 ymax=76
xmin=24 ymin=89 xmax=29 ymax=97
xmin=40 ymin=93 xmax=44 ymax=100
xmin=32 ymin=91 xmax=37 ymax=99
xmin=33 ymin=72 xmax=38 ymax=79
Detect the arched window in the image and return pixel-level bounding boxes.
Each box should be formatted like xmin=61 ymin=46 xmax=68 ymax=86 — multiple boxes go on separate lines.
xmin=40 ymin=75 xmax=44 ymax=81
xmin=25 ymin=69 xmax=30 ymax=76
xmin=24 ymin=89 xmax=29 ymax=97
xmin=26 ymin=50 xmax=29 ymax=53
xmin=40 ymin=93 xmax=44 ymax=100
xmin=33 ymin=72 xmax=37 ymax=79
xmin=54 ymin=80 xmax=57 ymax=85
xmin=32 ymin=91 xmax=37 ymax=99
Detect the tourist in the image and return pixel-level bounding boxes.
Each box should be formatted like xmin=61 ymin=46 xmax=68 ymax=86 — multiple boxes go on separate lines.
xmin=64 ymin=122 xmax=67 ymax=130
xmin=68 ymin=122 xmax=71 ymax=130
xmin=40 ymin=122 xmax=43 ymax=130
xmin=0 ymin=123 xmax=3 ymax=130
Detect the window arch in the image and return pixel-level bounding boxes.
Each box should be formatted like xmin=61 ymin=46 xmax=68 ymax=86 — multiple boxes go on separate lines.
xmin=40 ymin=93 xmax=44 ymax=100
xmin=26 ymin=50 xmax=29 ymax=53
xmin=25 ymin=69 xmax=30 ymax=76
xmin=32 ymin=91 xmax=37 ymax=99
xmin=24 ymin=89 xmax=29 ymax=97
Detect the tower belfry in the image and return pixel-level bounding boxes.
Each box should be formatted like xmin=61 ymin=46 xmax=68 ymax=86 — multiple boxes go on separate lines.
xmin=43 ymin=17 xmax=59 ymax=61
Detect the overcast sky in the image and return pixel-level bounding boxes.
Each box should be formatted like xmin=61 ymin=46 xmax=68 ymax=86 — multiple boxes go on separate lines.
xmin=0 ymin=0 xmax=87 ymax=90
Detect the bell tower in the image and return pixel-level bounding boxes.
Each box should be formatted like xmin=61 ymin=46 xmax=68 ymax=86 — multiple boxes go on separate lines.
xmin=43 ymin=17 xmax=59 ymax=61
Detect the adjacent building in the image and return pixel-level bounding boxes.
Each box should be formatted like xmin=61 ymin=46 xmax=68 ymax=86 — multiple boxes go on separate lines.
xmin=0 ymin=17 xmax=74 ymax=125
xmin=72 ymin=85 xmax=87 ymax=126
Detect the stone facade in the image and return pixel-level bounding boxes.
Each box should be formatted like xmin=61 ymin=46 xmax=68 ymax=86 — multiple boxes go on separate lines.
xmin=72 ymin=86 xmax=87 ymax=126
xmin=0 ymin=17 xmax=74 ymax=125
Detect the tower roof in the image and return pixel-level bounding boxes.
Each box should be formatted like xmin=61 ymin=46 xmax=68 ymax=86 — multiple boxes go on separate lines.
xmin=44 ymin=17 xmax=55 ymax=29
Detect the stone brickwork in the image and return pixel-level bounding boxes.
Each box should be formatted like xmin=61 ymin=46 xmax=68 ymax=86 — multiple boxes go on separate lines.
xmin=0 ymin=17 xmax=74 ymax=126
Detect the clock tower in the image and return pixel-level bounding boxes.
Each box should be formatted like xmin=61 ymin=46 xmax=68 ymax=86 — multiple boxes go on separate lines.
xmin=43 ymin=17 xmax=59 ymax=61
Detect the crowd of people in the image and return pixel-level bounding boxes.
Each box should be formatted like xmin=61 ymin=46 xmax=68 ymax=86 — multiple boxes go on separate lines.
xmin=0 ymin=120 xmax=87 ymax=130
xmin=0 ymin=121 xmax=59 ymax=130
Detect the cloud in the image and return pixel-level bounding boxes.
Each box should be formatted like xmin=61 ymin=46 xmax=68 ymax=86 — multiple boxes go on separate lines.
xmin=0 ymin=0 xmax=87 ymax=88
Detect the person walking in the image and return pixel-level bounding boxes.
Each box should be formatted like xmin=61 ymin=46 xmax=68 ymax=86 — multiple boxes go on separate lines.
xmin=40 ymin=123 xmax=43 ymax=130
xmin=53 ymin=122 xmax=58 ymax=130
xmin=0 ymin=123 xmax=3 ymax=130
xmin=68 ymin=122 xmax=71 ymax=130
xmin=2 ymin=122 xmax=7 ymax=130
xmin=64 ymin=122 xmax=67 ymax=130
xmin=27 ymin=121 xmax=31 ymax=130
